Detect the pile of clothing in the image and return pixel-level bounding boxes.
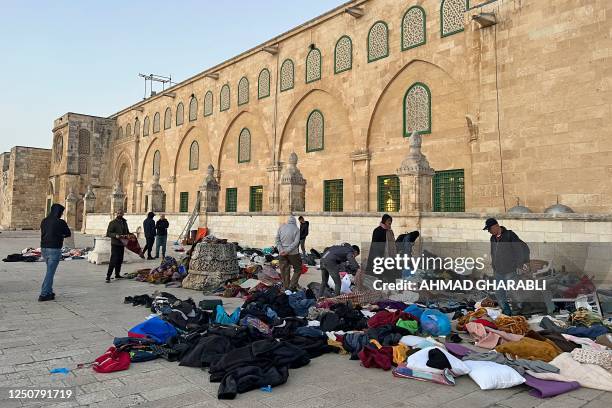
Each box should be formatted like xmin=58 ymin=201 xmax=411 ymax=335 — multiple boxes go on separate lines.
xmin=129 ymin=257 xmax=186 ymax=286
xmin=2 ymin=246 xmax=91 ymax=262
xmin=91 ymin=285 xmax=611 ymax=401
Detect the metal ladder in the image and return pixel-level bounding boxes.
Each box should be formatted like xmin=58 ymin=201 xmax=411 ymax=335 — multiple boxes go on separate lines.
xmin=177 ymin=194 xmax=201 ymax=244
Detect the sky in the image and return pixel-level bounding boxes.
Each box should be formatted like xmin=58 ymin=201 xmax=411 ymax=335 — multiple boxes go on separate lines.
xmin=0 ymin=0 xmax=346 ymax=153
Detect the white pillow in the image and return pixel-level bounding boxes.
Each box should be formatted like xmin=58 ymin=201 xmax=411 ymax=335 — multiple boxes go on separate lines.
xmin=400 ymin=336 xmax=443 ymax=348
xmin=464 ymin=360 xmax=526 ymax=390
xmin=405 ymin=347 xmax=471 ymax=376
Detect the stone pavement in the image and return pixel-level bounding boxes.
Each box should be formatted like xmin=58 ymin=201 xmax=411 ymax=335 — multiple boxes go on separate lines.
xmin=0 ymin=231 xmax=609 ymax=408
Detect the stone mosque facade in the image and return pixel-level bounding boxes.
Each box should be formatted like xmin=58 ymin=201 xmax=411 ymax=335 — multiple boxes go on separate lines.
xmin=2 ymin=0 xmax=612 ymax=249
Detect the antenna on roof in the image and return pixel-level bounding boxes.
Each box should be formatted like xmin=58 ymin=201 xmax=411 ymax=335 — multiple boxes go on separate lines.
xmin=138 ymin=73 xmax=176 ymax=99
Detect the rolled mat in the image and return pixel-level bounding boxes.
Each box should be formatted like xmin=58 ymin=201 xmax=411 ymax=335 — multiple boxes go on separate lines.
xmin=524 ymin=374 xmax=580 ymax=398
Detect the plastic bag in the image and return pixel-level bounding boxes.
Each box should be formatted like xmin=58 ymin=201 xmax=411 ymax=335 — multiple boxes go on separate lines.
xmin=420 ymin=309 xmax=451 ymax=336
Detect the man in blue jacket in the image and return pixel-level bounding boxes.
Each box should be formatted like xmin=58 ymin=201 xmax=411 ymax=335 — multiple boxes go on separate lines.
xmin=141 ymin=212 xmax=156 ymax=260
xmin=39 ymin=204 xmax=71 ymax=301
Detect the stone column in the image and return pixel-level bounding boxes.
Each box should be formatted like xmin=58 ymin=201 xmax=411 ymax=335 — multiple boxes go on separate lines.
xmin=350 ymin=149 xmax=371 ymax=212
xmin=81 ymin=185 xmax=96 ymax=233
xmin=110 ymin=181 xmax=126 ymax=216
xmin=144 ymin=173 xmax=164 ymax=212
xmin=397 ymin=132 xmax=435 ymax=214
xmin=198 ymin=165 xmax=220 ymax=228
xmin=135 ymin=181 xmax=143 ymax=212
xmin=167 ymin=176 xmax=176 ymax=212
xmin=279 ymin=152 xmax=306 ymax=212
xmin=266 ymin=163 xmax=282 ymax=212
xmin=64 ymin=189 xmax=78 ymax=231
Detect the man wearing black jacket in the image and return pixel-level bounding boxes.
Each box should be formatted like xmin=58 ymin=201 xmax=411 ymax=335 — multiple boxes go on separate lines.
xmin=106 ymin=209 xmax=130 ymax=282
xmin=298 ymin=216 xmax=309 ymax=256
xmin=141 ymin=212 xmax=156 ymax=260
xmin=155 ymin=214 xmax=169 ymax=259
xmin=484 ymin=218 xmax=530 ymax=316
xmin=39 ymin=204 xmax=72 ymax=301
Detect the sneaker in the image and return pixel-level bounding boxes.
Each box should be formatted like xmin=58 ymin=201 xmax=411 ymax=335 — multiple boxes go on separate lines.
xmin=115 ymin=275 xmax=124 ymax=279
xmin=105 ymin=278 xmax=111 ymax=283
xmin=147 ymin=257 xmax=154 ymax=260
xmin=38 ymin=294 xmax=53 ymax=302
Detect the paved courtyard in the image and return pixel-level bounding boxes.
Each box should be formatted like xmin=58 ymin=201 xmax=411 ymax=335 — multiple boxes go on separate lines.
xmin=0 ymin=230 xmax=609 ymax=408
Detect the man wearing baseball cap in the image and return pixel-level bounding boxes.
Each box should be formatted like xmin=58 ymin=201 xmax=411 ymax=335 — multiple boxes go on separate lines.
xmin=484 ymin=218 xmax=530 ymax=316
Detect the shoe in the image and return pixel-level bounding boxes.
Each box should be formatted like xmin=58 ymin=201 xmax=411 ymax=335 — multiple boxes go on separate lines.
xmin=147 ymin=257 xmax=154 ymax=260
xmin=105 ymin=278 xmax=111 ymax=283
xmin=115 ymin=275 xmax=124 ymax=279
xmin=38 ymin=294 xmax=53 ymax=302
xmin=50 ymin=293 xmax=55 ymax=300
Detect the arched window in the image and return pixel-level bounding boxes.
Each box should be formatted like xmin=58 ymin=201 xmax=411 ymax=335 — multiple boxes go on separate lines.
xmin=367 ymin=21 xmax=389 ymax=62
xmin=238 ymin=128 xmax=251 ymax=163
xmin=402 ymin=6 xmax=426 ymax=50
xmin=143 ymin=116 xmax=150 ymax=136
xmin=176 ymin=103 xmax=184 ymax=126
xmin=118 ymin=126 xmax=124 ymax=139
xmin=153 ymin=150 xmax=161 ymax=175
xmin=441 ymin=0 xmax=466 ymax=37
xmin=403 ymin=82 xmax=431 ymax=136
xmin=334 ymin=36 xmax=352 ymax=74
xmin=153 ymin=113 xmax=160 ymax=133
xmin=78 ymin=129 xmax=90 ymax=154
xmin=238 ymin=77 xmax=249 ymax=106
xmin=164 ymin=107 xmax=172 ymax=130
xmin=79 ymin=157 xmax=88 ymax=174
xmin=126 ymin=123 xmax=132 ymax=137
xmin=280 ymin=59 xmax=294 ymax=92
xmin=134 ymin=118 xmax=140 ymax=137
xmin=189 ymin=141 xmax=199 ymax=171
xmin=306 ymin=110 xmax=324 ymax=152
xmin=53 ymin=134 xmax=63 ymax=163
xmin=258 ymin=69 xmax=270 ymax=99
xmin=220 ymin=84 xmax=230 ymax=112
xmin=204 ymin=91 xmax=213 ymax=116
xmin=305 ymin=48 xmax=322 ymax=84
xmin=189 ymin=96 xmax=198 ymax=121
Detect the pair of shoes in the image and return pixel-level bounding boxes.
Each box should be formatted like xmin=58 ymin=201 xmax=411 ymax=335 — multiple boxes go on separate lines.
xmin=115 ymin=275 xmax=124 ymax=279
xmin=105 ymin=278 xmax=111 ymax=283
xmin=147 ymin=257 xmax=154 ymax=260
xmin=38 ymin=294 xmax=54 ymax=302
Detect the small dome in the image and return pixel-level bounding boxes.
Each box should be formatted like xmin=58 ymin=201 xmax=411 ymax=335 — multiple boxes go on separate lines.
xmin=507 ymin=205 xmax=532 ymax=214
xmin=544 ymin=203 xmax=574 ymax=214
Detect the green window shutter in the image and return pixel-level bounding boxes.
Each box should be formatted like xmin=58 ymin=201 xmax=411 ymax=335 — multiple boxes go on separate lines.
xmin=225 ymin=188 xmax=237 ymax=212
xmin=179 ymin=192 xmax=189 ymax=213
xmin=249 ymin=186 xmax=263 ymax=212
xmin=323 ymin=179 xmax=344 ymax=212
xmin=377 ymin=175 xmax=400 ymax=212
xmin=433 ymin=169 xmax=465 ymax=212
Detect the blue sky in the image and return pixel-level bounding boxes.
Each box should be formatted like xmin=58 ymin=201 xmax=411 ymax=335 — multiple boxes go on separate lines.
xmin=0 ymin=0 xmax=345 ymax=153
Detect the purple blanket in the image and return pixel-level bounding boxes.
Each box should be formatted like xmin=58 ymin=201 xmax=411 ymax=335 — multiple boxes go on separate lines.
xmin=524 ymin=374 xmax=580 ymax=398
xmin=444 ymin=342 xmax=472 ymax=358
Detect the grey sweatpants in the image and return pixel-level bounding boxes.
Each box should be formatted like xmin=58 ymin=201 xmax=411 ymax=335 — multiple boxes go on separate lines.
xmin=319 ymin=259 xmax=341 ymax=298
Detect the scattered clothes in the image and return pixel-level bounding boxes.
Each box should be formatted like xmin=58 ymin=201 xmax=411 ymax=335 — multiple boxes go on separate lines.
xmin=539 ymin=316 xmax=567 ymax=333
xmin=494 ymin=337 xmax=561 ymax=362
xmin=595 ymin=333 xmax=612 ymax=349
xmin=128 ymin=316 xmax=177 ymax=344
xmin=406 ymin=347 xmax=471 ymax=376
xmin=523 ymin=374 xmax=580 ymax=398
xmin=536 ymin=330 xmax=579 ymax=352
xmin=564 ymin=324 xmax=609 ymax=340
xmin=215 ymin=305 xmax=241 ymax=325
xmin=548 ymin=352 xmax=612 ymax=392
xmin=494 ymin=315 xmax=530 ymax=335
xmin=570 ymin=348 xmax=612 ymax=370
xmin=466 ymin=322 xmax=501 ymax=349
xmin=462 ymin=351 xmax=559 ymax=376
xmin=420 ymin=309 xmax=451 ymax=336
xmin=396 ymin=319 xmax=419 ymax=334
xmin=358 ymin=341 xmax=394 ymax=370
xmin=444 ymin=342 xmax=472 ymax=359
xmin=561 ymin=333 xmax=609 ymax=350
xmin=426 ymin=348 xmax=451 ymax=370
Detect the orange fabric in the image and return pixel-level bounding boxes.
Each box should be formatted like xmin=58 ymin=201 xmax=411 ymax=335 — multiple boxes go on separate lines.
xmin=392 ymin=344 xmax=409 ymax=365
xmin=495 ymin=316 xmax=530 ymax=335
xmin=495 ymin=337 xmax=561 ymax=362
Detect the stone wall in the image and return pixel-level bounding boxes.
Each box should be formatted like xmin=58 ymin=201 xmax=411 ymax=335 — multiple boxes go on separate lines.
xmin=0 ymin=147 xmax=51 ymax=230
xmin=84 ymin=213 xmax=197 ymax=240
xmin=75 ymin=0 xmax=612 ymax=218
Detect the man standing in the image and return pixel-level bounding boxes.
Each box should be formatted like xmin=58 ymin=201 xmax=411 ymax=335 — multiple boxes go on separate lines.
xmin=39 ymin=204 xmax=71 ymax=301
xmin=484 ymin=218 xmax=530 ymax=316
xmin=275 ymin=215 xmax=302 ymax=291
xmin=298 ymin=216 xmax=309 ymax=256
xmin=142 ymin=212 xmax=156 ymax=260
xmin=155 ymin=214 xmax=169 ymax=259
xmin=319 ymin=244 xmax=360 ymax=298
xmin=106 ymin=209 xmax=130 ymax=283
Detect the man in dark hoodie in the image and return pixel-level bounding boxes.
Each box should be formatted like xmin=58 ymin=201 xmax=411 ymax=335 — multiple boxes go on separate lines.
xmin=298 ymin=216 xmax=309 ymax=256
xmin=106 ymin=208 xmax=131 ymax=283
xmin=141 ymin=212 xmax=156 ymax=260
xmin=155 ymin=214 xmax=170 ymax=259
xmin=484 ymin=218 xmax=530 ymax=316
xmin=39 ymin=204 xmax=72 ymax=301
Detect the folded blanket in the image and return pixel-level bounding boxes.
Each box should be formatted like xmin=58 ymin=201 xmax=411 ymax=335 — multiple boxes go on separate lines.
xmin=549 ymin=352 xmax=612 ymax=392
xmin=495 ymin=337 xmax=561 ymax=362
xmin=523 ymin=374 xmax=580 ymax=398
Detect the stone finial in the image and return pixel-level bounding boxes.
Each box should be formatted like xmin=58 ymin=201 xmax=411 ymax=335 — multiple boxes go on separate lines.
xmin=151 ymin=171 xmax=160 ymax=185
xmin=280 ymin=152 xmax=306 ymax=185
xmin=397 ymin=132 xmax=434 ymax=176
xmin=66 ymin=188 xmax=78 ymax=202
xmin=206 ymin=164 xmax=216 ymax=183
xmin=112 ymin=180 xmax=124 ymax=195
xmin=84 ymin=185 xmax=96 ymax=199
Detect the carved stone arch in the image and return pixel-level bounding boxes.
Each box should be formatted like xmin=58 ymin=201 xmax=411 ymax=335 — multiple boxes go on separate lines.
xmin=172 ymin=126 xmax=212 ymax=177
xmin=139 ymin=137 xmax=160 ymax=180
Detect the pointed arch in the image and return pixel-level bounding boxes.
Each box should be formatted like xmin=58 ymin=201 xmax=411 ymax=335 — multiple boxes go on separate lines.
xmin=258 ymin=68 xmax=271 ymax=99
xmin=176 ymin=102 xmax=184 ymax=126
xmin=402 ymin=6 xmax=426 ymax=51
xmin=172 ymin=127 xmax=212 ymax=177
xmin=189 ymin=96 xmax=198 ymax=121
xmin=238 ymin=77 xmax=249 ymax=106
xmin=305 ymin=48 xmax=322 ymax=83
xmin=367 ymin=21 xmax=389 ymax=62
xmin=334 ymin=35 xmax=352 ymax=74
xmin=164 ymin=107 xmax=172 ymax=130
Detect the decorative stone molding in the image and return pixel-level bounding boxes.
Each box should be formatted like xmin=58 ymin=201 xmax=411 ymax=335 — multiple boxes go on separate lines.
xmin=397 ymin=132 xmax=434 ymax=176
xmin=465 ymin=114 xmax=479 ymax=142
xmin=350 ymin=149 xmax=371 ymax=162
xmin=397 ymin=132 xmax=435 ymax=214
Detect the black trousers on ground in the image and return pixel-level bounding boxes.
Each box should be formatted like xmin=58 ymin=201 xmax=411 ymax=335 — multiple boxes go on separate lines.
xmin=107 ymin=245 xmax=125 ymax=279
xmin=142 ymin=236 xmax=155 ymax=258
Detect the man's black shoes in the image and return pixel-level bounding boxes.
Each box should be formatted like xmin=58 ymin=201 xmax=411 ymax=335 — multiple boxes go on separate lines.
xmin=38 ymin=294 xmax=54 ymax=302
